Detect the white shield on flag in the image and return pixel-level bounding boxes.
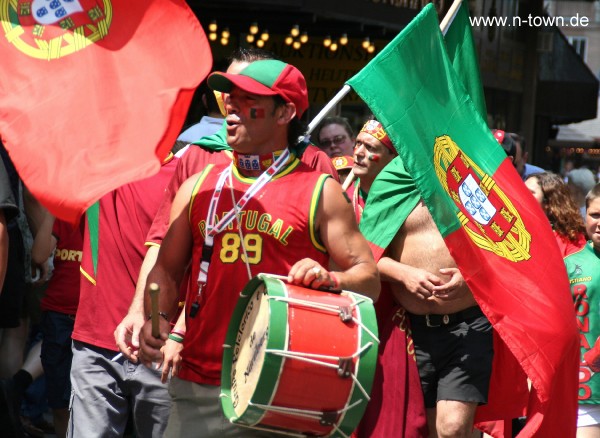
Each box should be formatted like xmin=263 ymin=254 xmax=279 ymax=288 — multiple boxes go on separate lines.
xmin=459 ymin=174 xmax=496 ymax=225
xmin=31 ymin=0 xmax=84 ymax=26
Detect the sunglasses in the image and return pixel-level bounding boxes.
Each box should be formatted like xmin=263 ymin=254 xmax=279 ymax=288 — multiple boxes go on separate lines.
xmin=319 ymin=135 xmax=348 ymax=148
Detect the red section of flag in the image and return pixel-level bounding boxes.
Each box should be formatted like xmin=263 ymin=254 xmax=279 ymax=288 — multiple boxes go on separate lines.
xmin=0 ymin=0 xmax=212 ymax=222
xmin=445 ymin=159 xmax=579 ymax=437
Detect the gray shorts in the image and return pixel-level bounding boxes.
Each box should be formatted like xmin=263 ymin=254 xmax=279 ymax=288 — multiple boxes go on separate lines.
xmin=409 ymin=307 xmax=494 ymax=408
xmin=68 ymin=340 xmax=171 ymax=438
xmin=165 ymin=377 xmax=280 ymax=438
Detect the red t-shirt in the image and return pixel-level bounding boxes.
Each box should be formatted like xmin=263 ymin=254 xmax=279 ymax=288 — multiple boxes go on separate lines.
xmin=145 ymin=145 xmax=338 ymax=246
xmin=302 ymin=144 xmax=340 ymax=182
xmin=73 ymin=156 xmax=178 ymax=351
xmin=179 ymin=160 xmax=331 ymax=385
xmin=41 ymin=219 xmax=84 ymax=315
xmin=555 ymin=230 xmax=587 ymax=257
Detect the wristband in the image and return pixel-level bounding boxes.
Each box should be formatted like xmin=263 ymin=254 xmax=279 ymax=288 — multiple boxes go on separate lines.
xmin=168 ymin=333 xmax=184 ymax=343
xmin=329 ymin=272 xmax=341 ymax=290
xmin=147 ymin=312 xmax=169 ymax=322
xmin=170 ymin=329 xmax=186 ymax=338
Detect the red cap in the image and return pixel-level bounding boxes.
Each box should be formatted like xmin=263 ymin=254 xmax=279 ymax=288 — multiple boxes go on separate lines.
xmin=208 ymin=60 xmax=309 ymax=118
xmin=331 ymin=156 xmax=354 ymax=171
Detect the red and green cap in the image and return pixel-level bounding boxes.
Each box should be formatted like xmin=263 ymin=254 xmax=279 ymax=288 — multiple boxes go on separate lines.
xmin=207 ymin=60 xmax=309 ymax=118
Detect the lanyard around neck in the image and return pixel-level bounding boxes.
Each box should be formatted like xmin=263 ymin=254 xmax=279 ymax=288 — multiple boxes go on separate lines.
xmin=197 ymin=148 xmax=291 ymax=286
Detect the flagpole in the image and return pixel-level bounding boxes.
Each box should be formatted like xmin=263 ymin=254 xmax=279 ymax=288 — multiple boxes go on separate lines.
xmin=307 ymin=84 xmax=352 ymax=135
xmin=342 ymin=169 xmax=355 ymax=190
xmin=440 ymin=0 xmax=463 ymax=36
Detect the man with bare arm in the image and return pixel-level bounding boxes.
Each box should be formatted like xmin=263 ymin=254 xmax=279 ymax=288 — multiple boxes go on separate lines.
xmin=376 ymin=157 xmax=492 ymax=438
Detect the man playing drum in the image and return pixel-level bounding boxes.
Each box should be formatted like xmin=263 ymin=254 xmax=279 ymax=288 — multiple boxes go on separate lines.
xmin=138 ymin=59 xmax=380 ymax=438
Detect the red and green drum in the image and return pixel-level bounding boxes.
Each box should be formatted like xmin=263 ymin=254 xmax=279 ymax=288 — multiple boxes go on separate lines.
xmin=221 ymin=273 xmax=379 ymax=437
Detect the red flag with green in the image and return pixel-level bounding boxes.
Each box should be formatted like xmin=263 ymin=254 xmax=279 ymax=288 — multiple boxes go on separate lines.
xmin=0 ymin=0 xmax=211 ymax=223
xmin=348 ymin=5 xmax=579 ymax=437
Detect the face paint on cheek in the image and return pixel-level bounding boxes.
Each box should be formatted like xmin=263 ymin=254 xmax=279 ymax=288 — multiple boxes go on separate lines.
xmin=249 ymin=107 xmax=265 ymax=119
xmin=368 ymin=153 xmax=381 ymax=162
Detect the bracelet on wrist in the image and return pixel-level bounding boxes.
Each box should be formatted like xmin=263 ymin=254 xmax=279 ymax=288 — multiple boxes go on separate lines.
xmin=147 ymin=311 xmax=169 ymax=322
xmin=168 ymin=333 xmax=184 ymax=343
xmin=329 ymin=272 xmax=341 ymax=290
xmin=170 ymin=329 xmax=186 ymax=338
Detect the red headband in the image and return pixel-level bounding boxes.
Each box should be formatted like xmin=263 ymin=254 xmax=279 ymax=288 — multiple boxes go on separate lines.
xmin=360 ymin=120 xmax=396 ymax=154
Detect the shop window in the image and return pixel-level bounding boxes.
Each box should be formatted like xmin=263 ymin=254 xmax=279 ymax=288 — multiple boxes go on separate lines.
xmin=568 ymin=36 xmax=587 ymax=61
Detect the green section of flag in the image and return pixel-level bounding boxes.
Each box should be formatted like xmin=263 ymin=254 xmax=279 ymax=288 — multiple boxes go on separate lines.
xmin=444 ymin=1 xmax=487 ymax=121
xmin=86 ymin=201 xmax=99 ymax=278
xmin=348 ymin=4 xmax=505 ymax=243
xmin=192 ymin=123 xmax=232 ymax=152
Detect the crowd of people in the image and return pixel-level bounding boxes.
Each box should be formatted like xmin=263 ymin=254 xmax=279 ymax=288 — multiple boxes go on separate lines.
xmin=1 ymin=47 xmax=600 ymax=438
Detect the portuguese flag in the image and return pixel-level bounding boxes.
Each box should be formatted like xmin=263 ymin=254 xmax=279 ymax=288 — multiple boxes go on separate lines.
xmin=0 ymin=0 xmax=211 ymax=223
xmin=348 ymin=5 xmax=579 ymax=437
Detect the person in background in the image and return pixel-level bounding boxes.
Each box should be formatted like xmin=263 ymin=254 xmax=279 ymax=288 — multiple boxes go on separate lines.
xmin=524 ymin=172 xmax=586 ymax=257
xmin=0 ymin=157 xmax=18 ymax=291
xmin=314 ymin=116 xmax=356 ymax=157
xmin=567 ymin=168 xmax=597 ymax=220
xmin=347 ymin=119 xmax=427 ymax=438
xmin=175 ymin=59 xmax=229 ymax=155
xmin=68 ymin=150 xmax=177 ymax=437
xmin=564 ymin=183 xmax=600 ymax=437
xmin=31 ymin=208 xmax=83 ymax=438
xmin=508 ymin=132 xmax=544 ymax=181
xmin=346 ymin=118 xmax=398 ymax=222
xmin=0 ymin=145 xmax=43 ymax=438
xmin=375 ymin=155 xmax=493 ymax=437
xmin=492 ymin=130 xmax=544 ymax=181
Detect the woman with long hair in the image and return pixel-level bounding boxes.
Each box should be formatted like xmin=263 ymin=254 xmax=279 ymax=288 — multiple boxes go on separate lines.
xmin=525 ymin=171 xmax=587 ymax=256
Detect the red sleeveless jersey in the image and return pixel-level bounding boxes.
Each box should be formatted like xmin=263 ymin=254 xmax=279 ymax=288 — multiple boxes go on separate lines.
xmin=179 ymin=158 xmax=330 ymax=385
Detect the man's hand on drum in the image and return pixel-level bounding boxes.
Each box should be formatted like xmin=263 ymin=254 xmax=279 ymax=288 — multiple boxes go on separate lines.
xmin=114 ymin=310 xmax=145 ymax=363
xmin=288 ymin=258 xmax=339 ymax=291
xmin=160 ymin=339 xmax=184 ymax=383
xmin=139 ymin=318 xmax=169 ymax=368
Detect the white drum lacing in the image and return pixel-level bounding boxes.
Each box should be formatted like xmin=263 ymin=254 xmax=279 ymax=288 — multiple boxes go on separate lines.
xmin=267 ymin=295 xmax=380 ymax=345
xmin=265 ymin=342 xmax=374 ymax=401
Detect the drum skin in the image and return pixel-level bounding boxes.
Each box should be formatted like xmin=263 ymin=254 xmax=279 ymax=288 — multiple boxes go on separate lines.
xmin=221 ymin=274 xmax=379 ymax=437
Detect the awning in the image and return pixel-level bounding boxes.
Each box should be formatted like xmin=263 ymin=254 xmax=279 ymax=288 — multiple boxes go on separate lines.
xmin=549 ymin=98 xmax=600 ymax=148
xmin=537 ymin=22 xmax=599 ymax=125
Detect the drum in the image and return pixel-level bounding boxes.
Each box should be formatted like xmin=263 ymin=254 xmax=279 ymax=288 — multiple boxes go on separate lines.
xmin=221 ymin=273 xmax=379 ymax=437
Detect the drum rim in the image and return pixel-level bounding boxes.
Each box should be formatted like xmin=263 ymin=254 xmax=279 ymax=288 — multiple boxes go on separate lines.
xmin=221 ymin=274 xmax=289 ymax=426
xmin=335 ymin=290 xmax=379 ymax=436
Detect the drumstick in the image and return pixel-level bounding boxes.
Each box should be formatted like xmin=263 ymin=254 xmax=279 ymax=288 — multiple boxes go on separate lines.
xmin=149 ymin=282 xmax=160 ymax=338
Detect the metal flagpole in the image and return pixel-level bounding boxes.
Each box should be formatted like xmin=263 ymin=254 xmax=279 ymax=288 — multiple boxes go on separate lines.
xmin=440 ymin=0 xmax=463 ymax=36
xmin=306 ymin=85 xmax=352 ymax=135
